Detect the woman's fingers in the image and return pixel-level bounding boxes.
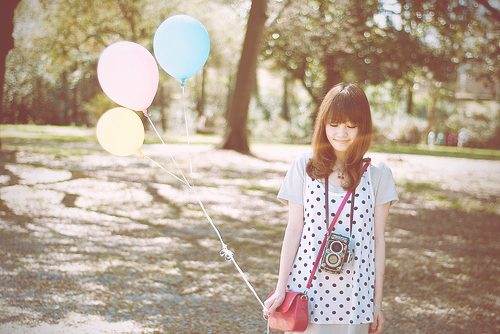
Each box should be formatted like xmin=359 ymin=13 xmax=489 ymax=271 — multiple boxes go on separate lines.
xmin=370 ymin=309 xmax=385 ymax=333
xmin=263 ymin=292 xmax=286 ymax=317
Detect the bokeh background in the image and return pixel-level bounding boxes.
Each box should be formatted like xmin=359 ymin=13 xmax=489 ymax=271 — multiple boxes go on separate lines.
xmin=1 ymin=0 xmax=500 ymax=150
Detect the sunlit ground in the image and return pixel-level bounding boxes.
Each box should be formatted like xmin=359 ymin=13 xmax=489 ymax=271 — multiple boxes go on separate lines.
xmin=0 ymin=126 xmax=499 ymax=333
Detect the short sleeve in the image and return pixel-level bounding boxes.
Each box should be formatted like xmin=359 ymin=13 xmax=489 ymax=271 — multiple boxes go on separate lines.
xmin=277 ymin=153 xmax=312 ymax=205
xmin=369 ymin=161 xmax=399 ymax=207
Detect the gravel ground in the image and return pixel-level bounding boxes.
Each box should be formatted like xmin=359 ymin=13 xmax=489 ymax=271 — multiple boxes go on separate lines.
xmin=0 ymin=140 xmax=499 ymax=334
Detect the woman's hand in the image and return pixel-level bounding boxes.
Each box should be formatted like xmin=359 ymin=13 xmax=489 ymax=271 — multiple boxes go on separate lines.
xmin=263 ymin=290 xmax=286 ymax=318
xmin=370 ymin=305 xmax=386 ymax=333
xmin=264 ymin=201 xmax=304 ymax=319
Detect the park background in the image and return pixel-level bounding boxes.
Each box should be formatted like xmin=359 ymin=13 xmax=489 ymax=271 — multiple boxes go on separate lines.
xmin=1 ymin=0 xmax=500 ymax=333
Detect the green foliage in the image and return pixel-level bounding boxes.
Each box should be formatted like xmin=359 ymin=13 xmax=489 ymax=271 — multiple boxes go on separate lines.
xmin=247 ymin=68 xmax=314 ymax=143
xmin=261 ymin=0 xmax=499 ymax=148
xmin=397 ymin=0 xmax=500 ymax=85
xmin=364 ymin=81 xmax=500 ymax=147
xmin=3 ymin=0 xmax=240 ymax=128
xmin=263 ymin=0 xmax=387 ymax=104
xmin=82 ymin=92 xmax=119 ymax=124
xmin=262 ymin=0 xmax=488 ymax=106
xmin=3 ymin=0 xmax=499 ymax=150
xmin=365 ymin=83 xmax=425 ymax=143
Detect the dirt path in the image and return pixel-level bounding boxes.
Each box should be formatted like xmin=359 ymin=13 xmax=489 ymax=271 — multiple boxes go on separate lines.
xmin=1 ymin=141 xmax=499 ymax=333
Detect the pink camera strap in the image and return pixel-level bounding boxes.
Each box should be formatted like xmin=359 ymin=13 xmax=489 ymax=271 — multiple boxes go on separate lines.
xmin=305 ymin=161 xmax=371 ymax=291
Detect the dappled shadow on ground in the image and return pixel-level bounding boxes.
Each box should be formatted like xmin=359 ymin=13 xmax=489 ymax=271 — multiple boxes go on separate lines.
xmin=0 ymin=140 xmax=499 ymax=333
xmin=385 ymin=208 xmax=500 ymax=333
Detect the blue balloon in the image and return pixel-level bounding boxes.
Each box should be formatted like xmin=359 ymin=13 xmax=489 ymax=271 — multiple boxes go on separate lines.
xmin=153 ymin=15 xmax=210 ymax=85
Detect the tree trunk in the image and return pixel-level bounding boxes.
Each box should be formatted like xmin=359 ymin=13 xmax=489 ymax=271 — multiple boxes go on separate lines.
xmin=281 ymin=71 xmax=290 ymax=121
xmin=62 ymin=71 xmax=70 ymax=125
xmin=73 ymin=81 xmax=79 ymax=125
xmin=0 ymin=0 xmax=22 ymax=149
xmin=218 ymin=0 xmax=268 ymax=154
xmin=425 ymin=87 xmax=438 ymax=135
xmin=309 ymin=56 xmax=340 ymax=123
xmin=406 ymin=85 xmax=413 ymax=114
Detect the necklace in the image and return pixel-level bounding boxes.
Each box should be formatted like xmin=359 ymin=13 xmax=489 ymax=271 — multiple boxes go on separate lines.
xmin=333 ymin=165 xmax=345 ymax=180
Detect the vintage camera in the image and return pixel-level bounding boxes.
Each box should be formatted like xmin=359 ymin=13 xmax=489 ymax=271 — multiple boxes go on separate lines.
xmin=319 ymin=233 xmax=353 ymax=274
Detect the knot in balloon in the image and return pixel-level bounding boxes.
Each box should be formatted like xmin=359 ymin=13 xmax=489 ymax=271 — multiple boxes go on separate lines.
xmin=97 ymin=41 xmax=159 ymax=111
xmin=96 ymin=107 xmax=145 ymax=157
xmin=153 ymin=14 xmax=210 ymax=84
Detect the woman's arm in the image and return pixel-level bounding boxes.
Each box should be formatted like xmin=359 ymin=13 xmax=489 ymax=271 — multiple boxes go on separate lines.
xmin=371 ymin=201 xmax=391 ymax=334
xmin=264 ymin=200 xmax=304 ymax=315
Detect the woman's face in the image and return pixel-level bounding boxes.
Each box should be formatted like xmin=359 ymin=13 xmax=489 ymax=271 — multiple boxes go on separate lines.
xmin=325 ymin=121 xmax=359 ymax=154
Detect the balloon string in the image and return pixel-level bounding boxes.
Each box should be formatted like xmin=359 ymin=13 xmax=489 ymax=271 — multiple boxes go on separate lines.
xmin=144 ymin=154 xmax=265 ymax=309
xmin=191 ymin=187 xmax=226 ymax=246
xmin=181 ymin=85 xmax=194 ymax=182
xmin=143 ymin=155 xmax=189 ymax=186
xmin=141 ymin=98 xmax=264 ymax=310
xmin=142 ymin=110 xmax=190 ymax=186
xmin=189 ymin=186 xmax=265 ymax=309
xmin=143 ymin=109 xmax=167 ymax=145
xmin=231 ymin=257 xmax=266 ymax=309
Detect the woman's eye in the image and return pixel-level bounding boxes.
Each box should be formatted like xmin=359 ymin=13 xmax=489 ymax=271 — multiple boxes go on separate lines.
xmin=329 ymin=123 xmax=357 ymax=128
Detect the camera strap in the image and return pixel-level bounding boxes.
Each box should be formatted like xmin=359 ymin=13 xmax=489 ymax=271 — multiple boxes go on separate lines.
xmin=325 ymin=179 xmax=355 ymax=239
xmin=305 ymin=161 xmax=371 ymax=291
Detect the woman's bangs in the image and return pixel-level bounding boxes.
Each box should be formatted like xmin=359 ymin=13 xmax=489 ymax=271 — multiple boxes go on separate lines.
xmin=326 ymin=95 xmax=362 ymax=126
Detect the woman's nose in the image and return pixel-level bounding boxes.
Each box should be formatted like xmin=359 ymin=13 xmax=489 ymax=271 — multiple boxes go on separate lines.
xmin=339 ymin=125 xmax=348 ymax=136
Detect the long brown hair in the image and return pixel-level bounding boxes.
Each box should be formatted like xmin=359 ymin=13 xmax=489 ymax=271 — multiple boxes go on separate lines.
xmin=306 ymin=83 xmax=372 ymax=191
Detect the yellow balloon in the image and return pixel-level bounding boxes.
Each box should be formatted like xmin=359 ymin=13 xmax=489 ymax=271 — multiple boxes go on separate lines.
xmin=96 ymin=107 xmax=144 ymax=156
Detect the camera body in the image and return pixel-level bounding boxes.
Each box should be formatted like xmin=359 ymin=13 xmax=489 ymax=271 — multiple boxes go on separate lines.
xmin=319 ymin=233 xmax=353 ymax=274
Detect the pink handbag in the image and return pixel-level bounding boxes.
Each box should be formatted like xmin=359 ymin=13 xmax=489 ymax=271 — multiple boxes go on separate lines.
xmin=266 ymin=290 xmax=309 ymax=332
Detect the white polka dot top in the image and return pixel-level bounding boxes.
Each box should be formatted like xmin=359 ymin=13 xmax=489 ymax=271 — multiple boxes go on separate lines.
xmin=287 ymin=167 xmax=375 ymax=325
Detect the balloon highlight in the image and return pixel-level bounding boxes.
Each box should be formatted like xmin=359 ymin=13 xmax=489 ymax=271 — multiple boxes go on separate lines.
xmin=97 ymin=41 xmax=159 ymax=111
xmin=96 ymin=107 xmax=145 ymax=156
xmin=153 ymin=14 xmax=210 ymax=83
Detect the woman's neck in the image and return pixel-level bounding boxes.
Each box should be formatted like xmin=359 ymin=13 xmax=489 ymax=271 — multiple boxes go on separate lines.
xmin=334 ymin=155 xmax=346 ymax=168
xmin=335 ymin=150 xmax=346 ymax=162
xmin=330 ymin=153 xmax=347 ymax=186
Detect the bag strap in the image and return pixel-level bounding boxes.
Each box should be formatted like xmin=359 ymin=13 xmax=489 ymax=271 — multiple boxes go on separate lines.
xmin=305 ymin=189 xmax=352 ymax=290
xmin=305 ymin=160 xmax=371 ymax=291
xmin=325 ymin=178 xmax=355 ymax=238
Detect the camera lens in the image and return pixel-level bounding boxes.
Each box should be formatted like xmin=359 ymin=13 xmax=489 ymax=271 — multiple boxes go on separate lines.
xmin=326 ymin=253 xmax=341 ymax=266
xmin=330 ymin=241 xmax=344 ymax=253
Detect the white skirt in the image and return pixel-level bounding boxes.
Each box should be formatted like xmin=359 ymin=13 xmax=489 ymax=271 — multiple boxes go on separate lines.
xmin=288 ymin=323 xmax=370 ymax=334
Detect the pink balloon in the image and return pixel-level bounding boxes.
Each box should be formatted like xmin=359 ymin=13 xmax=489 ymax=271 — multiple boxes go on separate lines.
xmin=97 ymin=41 xmax=159 ymax=111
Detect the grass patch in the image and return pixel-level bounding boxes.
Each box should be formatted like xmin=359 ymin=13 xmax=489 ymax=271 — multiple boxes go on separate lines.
xmin=399 ymin=180 xmax=499 ymax=214
xmin=145 ymin=132 xmax=221 ymax=145
xmin=429 ymin=193 xmax=449 ymax=203
xmin=0 ymin=124 xmax=97 ymax=143
xmin=401 ymin=180 xmax=441 ymax=194
xmin=371 ymin=143 xmax=500 ymax=161
xmin=3 ymin=124 xmax=500 ymax=161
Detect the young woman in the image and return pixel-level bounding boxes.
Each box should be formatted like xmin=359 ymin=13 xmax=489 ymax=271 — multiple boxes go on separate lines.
xmin=264 ymin=83 xmax=398 ymax=334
